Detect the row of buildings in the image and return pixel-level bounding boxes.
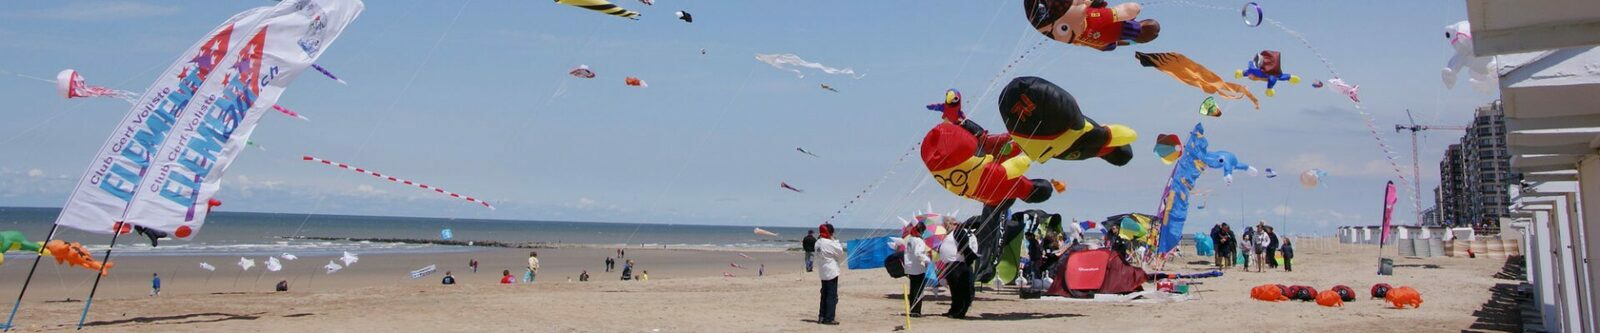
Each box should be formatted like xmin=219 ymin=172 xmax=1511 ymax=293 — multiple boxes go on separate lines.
xmin=1424 ymin=101 xmax=1515 ymax=230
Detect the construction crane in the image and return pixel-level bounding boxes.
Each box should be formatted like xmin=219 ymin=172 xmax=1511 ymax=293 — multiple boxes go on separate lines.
xmin=1395 ymin=110 xmax=1467 ymax=226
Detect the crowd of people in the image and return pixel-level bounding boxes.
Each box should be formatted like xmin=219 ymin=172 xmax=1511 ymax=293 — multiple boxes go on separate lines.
xmin=1208 ymin=221 xmax=1294 ymax=272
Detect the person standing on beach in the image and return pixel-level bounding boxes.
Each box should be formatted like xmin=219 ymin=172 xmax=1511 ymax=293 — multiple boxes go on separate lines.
xmin=1264 ymin=225 xmax=1280 ymax=270
xmin=150 ymin=273 xmax=161 ymax=297
xmin=1209 ymin=224 xmax=1224 ymax=267
xmin=605 ymin=257 xmax=614 ymax=272
xmin=903 ymin=222 xmax=932 ymax=317
xmin=1240 ymin=226 xmax=1254 ymax=271
xmin=941 ymin=218 xmax=980 ymax=319
xmin=525 ymin=251 xmax=541 ymax=283
xmin=1279 ymin=238 xmax=1294 ymax=272
xmin=1025 ymin=232 xmax=1043 ymax=283
xmin=470 ymin=259 xmax=479 ymax=273
xmin=813 ymin=223 xmax=845 ymax=325
xmin=802 ymin=230 xmax=818 ymax=273
xmin=1219 ymin=223 xmax=1236 ymax=268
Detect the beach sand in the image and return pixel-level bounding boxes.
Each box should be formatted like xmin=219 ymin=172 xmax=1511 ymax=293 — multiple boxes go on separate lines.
xmin=0 ymin=239 xmax=1510 ymax=332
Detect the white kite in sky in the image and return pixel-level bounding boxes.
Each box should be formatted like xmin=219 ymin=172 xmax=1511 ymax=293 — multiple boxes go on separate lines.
xmin=266 ymin=257 xmax=283 ymax=272
xmin=238 ymin=257 xmax=256 ymax=271
xmin=199 ymin=262 xmax=216 ymax=272
xmin=754 ymin=53 xmax=864 ymax=79
xmin=325 ymin=261 xmax=344 ymax=274
xmin=280 ymin=253 xmax=299 ymax=261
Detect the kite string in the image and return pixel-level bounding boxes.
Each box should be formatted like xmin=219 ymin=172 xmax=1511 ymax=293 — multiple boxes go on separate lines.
xmin=290 ymin=0 xmax=475 ymax=239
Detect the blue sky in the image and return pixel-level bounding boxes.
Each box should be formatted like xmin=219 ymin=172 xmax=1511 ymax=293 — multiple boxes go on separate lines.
xmin=0 ymin=0 xmax=1498 ymax=234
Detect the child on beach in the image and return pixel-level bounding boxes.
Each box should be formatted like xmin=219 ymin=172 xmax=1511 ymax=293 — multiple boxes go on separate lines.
xmin=1280 ymin=238 xmax=1294 ymax=272
xmin=442 ymin=271 xmax=457 ymax=285
xmin=150 ymin=273 xmax=161 ymax=297
xmin=640 ymin=271 xmax=649 ymax=281
xmin=580 ymin=270 xmax=590 ymax=282
xmin=501 ymin=270 xmax=514 ymax=284
xmin=469 ymin=259 xmax=478 ymax=273
xmin=525 ymin=251 xmax=540 ymax=283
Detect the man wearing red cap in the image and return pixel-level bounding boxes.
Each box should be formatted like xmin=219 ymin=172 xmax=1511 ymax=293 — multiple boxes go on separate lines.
xmin=813 ymin=223 xmax=845 ymax=325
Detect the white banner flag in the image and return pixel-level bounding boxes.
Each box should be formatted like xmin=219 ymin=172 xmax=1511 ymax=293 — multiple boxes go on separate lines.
xmin=54 ymin=7 xmax=273 ymax=235
xmin=121 ymin=0 xmax=364 ymax=239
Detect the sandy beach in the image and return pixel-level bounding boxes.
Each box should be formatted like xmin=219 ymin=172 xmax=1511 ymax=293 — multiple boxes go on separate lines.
xmin=0 ymin=239 xmax=1512 ymax=332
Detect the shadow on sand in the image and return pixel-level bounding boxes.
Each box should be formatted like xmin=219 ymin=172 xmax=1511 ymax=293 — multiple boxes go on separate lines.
xmin=82 ymin=312 xmax=263 ymax=327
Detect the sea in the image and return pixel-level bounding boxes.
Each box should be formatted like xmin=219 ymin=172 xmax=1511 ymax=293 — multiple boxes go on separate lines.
xmin=0 ymin=207 xmax=891 ymax=258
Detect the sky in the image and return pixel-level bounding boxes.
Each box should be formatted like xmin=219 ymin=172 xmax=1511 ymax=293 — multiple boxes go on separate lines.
xmin=0 ymin=0 xmax=1499 ymax=234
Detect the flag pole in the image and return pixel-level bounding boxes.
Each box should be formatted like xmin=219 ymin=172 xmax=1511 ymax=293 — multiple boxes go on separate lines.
xmin=75 ymin=223 xmax=125 ymax=330
xmin=2 ymin=224 xmax=60 ymax=332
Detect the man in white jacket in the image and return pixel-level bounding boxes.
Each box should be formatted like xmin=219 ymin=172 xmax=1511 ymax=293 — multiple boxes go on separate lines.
xmin=814 ymin=223 xmax=846 ymax=325
xmin=903 ymin=223 xmax=932 ymax=317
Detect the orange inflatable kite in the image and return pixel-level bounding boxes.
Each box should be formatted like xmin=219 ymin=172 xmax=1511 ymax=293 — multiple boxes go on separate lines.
xmin=1385 ymin=286 xmax=1423 ymax=309
xmin=45 ymin=240 xmax=113 ymax=276
xmin=1316 ymin=290 xmax=1344 ymax=307
xmin=1134 ymin=52 xmax=1260 ymax=110
xmin=1250 ymin=284 xmax=1287 ymax=302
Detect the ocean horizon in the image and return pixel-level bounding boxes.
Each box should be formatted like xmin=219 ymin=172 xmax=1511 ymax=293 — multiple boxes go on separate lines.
xmin=0 ymin=207 xmax=895 ymax=258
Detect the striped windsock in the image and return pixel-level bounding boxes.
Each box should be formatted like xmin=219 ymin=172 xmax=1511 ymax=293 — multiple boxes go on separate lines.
xmin=555 ymin=0 xmax=640 ymax=20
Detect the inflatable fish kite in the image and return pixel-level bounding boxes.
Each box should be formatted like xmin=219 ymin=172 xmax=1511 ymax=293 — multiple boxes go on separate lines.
xmin=45 ymin=240 xmax=111 ymax=275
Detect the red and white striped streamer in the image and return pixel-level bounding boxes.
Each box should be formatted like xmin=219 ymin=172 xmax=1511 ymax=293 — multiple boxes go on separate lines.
xmin=301 ymin=155 xmax=494 ymax=210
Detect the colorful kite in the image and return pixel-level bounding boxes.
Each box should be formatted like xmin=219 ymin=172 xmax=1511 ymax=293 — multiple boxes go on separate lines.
xmin=1134 ymin=52 xmax=1260 ymax=110
xmin=441 ymin=228 xmax=454 ymax=240
xmin=638 ymin=0 xmax=653 ymax=5
xmin=1264 ymin=168 xmax=1278 ymax=178
xmin=55 ymin=69 xmax=136 ymax=102
xmin=272 ymin=105 xmax=310 ymax=121
xmin=1311 ymin=80 xmax=1324 ymax=88
xmin=675 ymin=11 xmax=692 ymax=23
xmin=996 ymin=76 xmax=1137 ymax=166
xmin=1153 ymin=133 xmax=1181 ymax=165
xmin=554 ymin=0 xmax=641 ymax=20
xmin=820 ymin=84 xmax=838 ymax=93
xmin=1151 ymin=123 xmax=1252 ymax=254
xmin=1199 ymin=96 xmax=1222 ymax=117
xmin=754 ymin=53 xmax=863 ymax=79
xmin=311 ymin=64 xmax=347 ymax=85
xmin=302 ymin=155 xmax=495 ymax=209
xmin=779 ymin=182 xmax=804 ymax=193
xmin=1442 ymin=21 xmax=1496 ymax=93
xmin=569 ymin=65 xmax=595 ymax=79
xmin=1300 ymin=169 xmax=1327 ymax=188
xmin=1236 ymin=50 xmax=1301 ymax=97
xmin=43 ymin=240 xmax=110 ymax=275
xmin=796 ymin=147 xmax=820 ymax=157
xmin=1241 ymin=2 xmax=1263 ymax=27
xmin=1327 ymin=78 xmax=1359 ymax=103
xmin=238 ymin=257 xmax=256 ymax=271
xmin=753 ymin=228 xmax=779 ymax=237
xmin=921 ymin=122 xmax=1064 ymax=206
xmin=1024 ymin=0 xmax=1159 ymax=51
xmin=624 ymin=76 xmax=647 ymax=87
xmin=0 ymin=230 xmax=44 ymax=266
xmin=1111 ymin=213 xmax=1153 ymax=241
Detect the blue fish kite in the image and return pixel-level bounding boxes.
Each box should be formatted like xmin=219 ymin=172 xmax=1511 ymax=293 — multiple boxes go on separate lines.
xmin=1152 ymin=123 xmax=1253 ymax=254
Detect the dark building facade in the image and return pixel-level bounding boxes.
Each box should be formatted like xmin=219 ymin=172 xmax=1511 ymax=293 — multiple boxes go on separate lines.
xmin=1429 ymin=101 xmax=1514 ymax=228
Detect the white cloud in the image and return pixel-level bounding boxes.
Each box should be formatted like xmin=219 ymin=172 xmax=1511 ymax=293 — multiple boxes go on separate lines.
xmin=4 ymin=1 xmax=180 ymax=21
xmin=355 ymin=184 xmax=386 ymax=194
xmin=27 ymin=169 xmax=43 ymax=178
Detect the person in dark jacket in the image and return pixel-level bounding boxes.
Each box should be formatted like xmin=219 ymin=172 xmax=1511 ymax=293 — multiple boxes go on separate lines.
xmin=802 ymin=230 xmax=818 ymax=272
xmin=1025 ymin=232 xmax=1044 ymax=282
xmin=442 ymin=271 xmax=457 ymax=285
xmin=1218 ymin=223 xmax=1236 ymax=268
xmin=1209 ymin=224 xmax=1224 ymax=267
xmin=1264 ymin=225 xmax=1280 ymax=269
xmin=1280 ymin=238 xmax=1294 ymax=272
